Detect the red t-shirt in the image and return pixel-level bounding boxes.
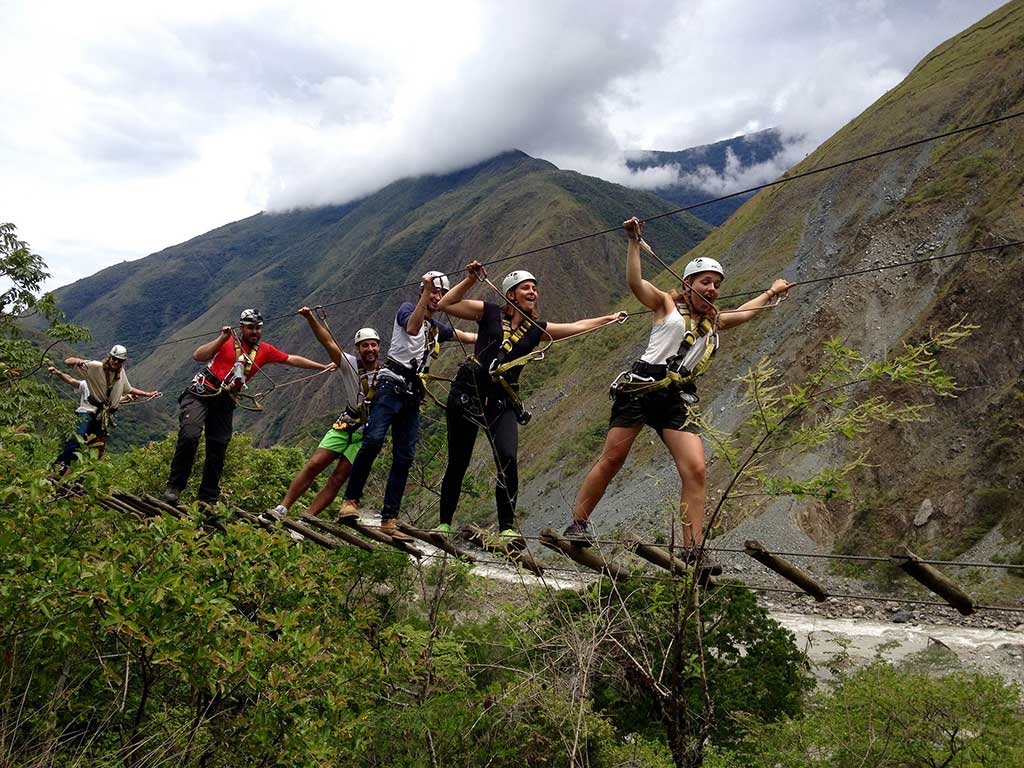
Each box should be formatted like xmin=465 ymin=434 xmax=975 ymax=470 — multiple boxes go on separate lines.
xmin=207 ymin=338 xmax=289 ymax=382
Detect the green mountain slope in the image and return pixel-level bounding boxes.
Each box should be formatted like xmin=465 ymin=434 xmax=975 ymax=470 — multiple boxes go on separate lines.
xmin=511 ymin=1 xmax=1024 ymax=562
xmin=55 ymin=151 xmax=711 ymax=444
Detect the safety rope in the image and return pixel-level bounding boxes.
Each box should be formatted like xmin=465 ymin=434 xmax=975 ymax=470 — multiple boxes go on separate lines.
xmin=72 ymin=110 xmax=1024 ymax=358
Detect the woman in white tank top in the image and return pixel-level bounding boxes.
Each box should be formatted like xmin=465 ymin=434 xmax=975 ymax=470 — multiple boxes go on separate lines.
xmin=563 ymin=217 xmax=793 ymax=563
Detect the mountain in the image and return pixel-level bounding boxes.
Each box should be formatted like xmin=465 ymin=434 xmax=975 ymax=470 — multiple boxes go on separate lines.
xmin=510 ymin=2 xmax=1024 ymax=567
xmin=627 ymin=129 xmax=789 ymax=225
xmin=54 ymin=151 xmax=712 ymax=444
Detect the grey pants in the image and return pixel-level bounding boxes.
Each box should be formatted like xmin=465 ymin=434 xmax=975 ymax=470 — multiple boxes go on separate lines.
xmin=166 ymin=391 xmax=235 ymax=502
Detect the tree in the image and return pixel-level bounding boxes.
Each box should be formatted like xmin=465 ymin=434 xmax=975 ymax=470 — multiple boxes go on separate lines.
xmin=0 ymin=222 xmax=90 ymax=441
xmin=738 ymin=663 xmax=1024 ymax=767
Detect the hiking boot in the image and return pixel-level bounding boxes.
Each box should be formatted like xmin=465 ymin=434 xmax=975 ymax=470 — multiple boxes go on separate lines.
xmin=380 ymin=518 xmax=413 ymax=542
xmin=432 ymin=523 xmax=453 ymax=535
xmin=562 ymin=520 xmax=594 ymax=547
xmin=258 ymin=505 xmax=289 ymax=525
xmin=162 ymin=487 xmax=181 ymax=505
xmin=336 ymin=499 xmax=359 ymax=523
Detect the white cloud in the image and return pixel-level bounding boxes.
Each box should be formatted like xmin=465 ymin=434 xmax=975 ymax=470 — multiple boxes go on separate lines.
xmin=0 ymin=0 xmax=1006 ymax=289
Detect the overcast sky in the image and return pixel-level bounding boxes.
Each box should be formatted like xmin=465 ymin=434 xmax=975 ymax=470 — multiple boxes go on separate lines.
xmin=0 ymin=0 xmax=1004 ymax=290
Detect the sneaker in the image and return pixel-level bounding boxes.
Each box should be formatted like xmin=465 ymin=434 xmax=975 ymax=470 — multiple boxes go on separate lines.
xmin=499 ymin=529 xmax=525 ymax=549
xmin=336 ymin=499 xmax=359 ymax=523
xmin=285 ymin=528 xmax=305 ymax=542
xmin=562 ymin=520 xmax=594 ymax=546
xmin=380 ymin=518 xmax=413 ymax=542
xmin=162 ymin=487 xmax=181 ymax=505
xmin=258 ymin=505 xmax=289 ymax=525
xmin=432 ymin=523 xmax=453 ymax=535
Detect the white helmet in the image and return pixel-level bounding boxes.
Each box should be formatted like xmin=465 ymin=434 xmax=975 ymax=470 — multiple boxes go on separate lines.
xmin=502 ymin=270 xmax=537 ymax=296
xmin=239 ymin=308 xmax=264 ymax=327
xmin=353 ymin=327 xmax=380 ymax=345
xmin=682 ymin=257 xmax=725 ymax=281
xmin=424 ymin=271 xmax=450 ymax=291
xmin=109 ymin=344 xmax=128 ymax=360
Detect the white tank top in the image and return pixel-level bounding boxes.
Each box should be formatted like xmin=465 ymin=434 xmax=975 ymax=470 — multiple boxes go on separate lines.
xmin=639 ymin=306 xmax=689 ymax=365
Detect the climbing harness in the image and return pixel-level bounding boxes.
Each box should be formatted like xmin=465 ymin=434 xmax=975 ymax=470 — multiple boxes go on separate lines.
xmin=331 ymin=362 xmax=377 ymax=432
xmin=186 ymin=330 xmax=267 ymax=411
xmin=610 ymin=308 xmax=718 ymax=402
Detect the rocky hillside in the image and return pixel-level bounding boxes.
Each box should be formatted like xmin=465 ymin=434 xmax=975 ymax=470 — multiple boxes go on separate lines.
xmin=510 ymin=2 xmax=1024 ymax=570
xmin=54 ymin=151 xmax=710 ymax=444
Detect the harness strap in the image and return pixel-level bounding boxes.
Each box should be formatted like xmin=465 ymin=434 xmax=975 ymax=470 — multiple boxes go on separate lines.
xmin=490 ymin=316 xmax=542 ymax=378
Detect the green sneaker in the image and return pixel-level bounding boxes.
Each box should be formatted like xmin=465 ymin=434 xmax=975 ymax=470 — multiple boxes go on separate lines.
xmin=432 ymin=523 xmax=453 ymax=535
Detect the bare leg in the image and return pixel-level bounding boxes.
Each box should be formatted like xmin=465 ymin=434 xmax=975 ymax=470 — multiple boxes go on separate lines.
xmin=281 ymin=448 xmax=340 ymax=509
xmin=658 ymin=430 xmax=707 ymax=546
xmin=306 ymin=458 xmax=353 ymax=517
xmin=572 ymin=426 xmax=642 ymax=522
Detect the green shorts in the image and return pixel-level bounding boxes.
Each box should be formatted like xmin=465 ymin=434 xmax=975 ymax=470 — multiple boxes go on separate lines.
xmin=317 ymin=427 xmax=363 ymax=464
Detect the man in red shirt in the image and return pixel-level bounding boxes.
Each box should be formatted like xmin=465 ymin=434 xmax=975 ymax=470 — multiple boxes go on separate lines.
xmin=163 ymin=308 xmax=334 ymax=505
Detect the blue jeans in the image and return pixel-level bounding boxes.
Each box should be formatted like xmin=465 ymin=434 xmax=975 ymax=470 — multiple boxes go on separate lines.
xmin=53 ymin=412 xmax=106 ymax=475
xmin=343 ymin=377 xmax=421 ymax=520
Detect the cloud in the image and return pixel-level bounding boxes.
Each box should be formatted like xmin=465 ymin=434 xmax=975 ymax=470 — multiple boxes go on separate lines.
xmin=0 ymin=0 xmax=1007 ymax=289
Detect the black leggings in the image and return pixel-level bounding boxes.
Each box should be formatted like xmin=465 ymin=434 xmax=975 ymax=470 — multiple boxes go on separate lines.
xmin=439 ymin=388 xmax=519 ymax=531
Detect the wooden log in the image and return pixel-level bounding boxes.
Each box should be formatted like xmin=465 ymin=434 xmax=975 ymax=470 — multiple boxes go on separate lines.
xmin=115 ymin=492 xmax=175 ymax=520
xmin=280 ymin=518 xmax=337 ymax=549
xmin=143 ymin=493 xmax=187 ymax=519
xmin=622 ymin=536 xmax=719 ymax=587
xmin=101 ymin=496 xmax=142 ymax=518
xmin=891 ymin=545 xmax=975 ymax=616
xmin=398 ymin=523 xmax=476 ymax=563
xmin=301 ymin=516 xmax=376 ymax=552
xmin=462 ymin=524 xmax=544 ymax=576
xmin=538 ymin=528 xmax=630 ymax=581
xmin=744 ymin=541 xmax=828 ymax=602
xmin=338 ymin=518 xmax=424 ymax=559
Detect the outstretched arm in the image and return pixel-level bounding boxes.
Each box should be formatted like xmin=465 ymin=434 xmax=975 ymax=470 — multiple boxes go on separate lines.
xmin=718 ymin=279 xmax=793 ymax=329
xmin=47 ymin=366 xmax=81 ymax=388
xmin=624 ymin=218 xmax=674 ymax=317
xmin=284 ymin=354 xmax=335 ymax=371
xmin=297 ymin=306 xmax=342 ymax=366
xmin=127 ymin=386 xmax=161 ymax=398
xmin=546 ymin=312 xmax=626 ymax=341
xmin=193 ymin=327 xmax=232 ymax=362
xmin=437 ymin=261 xmax=486 ymax=322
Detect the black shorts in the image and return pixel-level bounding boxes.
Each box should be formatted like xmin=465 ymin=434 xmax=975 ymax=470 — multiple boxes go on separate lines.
xmin=609 ymin=386 xmax=699 ymax=433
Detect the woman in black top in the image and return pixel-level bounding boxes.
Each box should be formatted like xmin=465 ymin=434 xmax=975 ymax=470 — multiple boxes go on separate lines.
xmin=436 ymin=260 xmax=622 ymax=538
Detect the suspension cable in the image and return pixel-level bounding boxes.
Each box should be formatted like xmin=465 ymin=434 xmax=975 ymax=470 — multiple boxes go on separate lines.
xmin=65 ymin=109 xmax=1024 ymax=357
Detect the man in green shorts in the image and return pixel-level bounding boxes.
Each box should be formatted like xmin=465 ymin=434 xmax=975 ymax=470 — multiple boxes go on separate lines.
xmin=260 ymin=307 xmax=381 ymax=526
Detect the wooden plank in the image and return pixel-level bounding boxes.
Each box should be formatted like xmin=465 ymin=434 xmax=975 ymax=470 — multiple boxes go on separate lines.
xmin=462 ymin=524 xmax=544 ymax=576
xmin=302 ymin=516 xmax=376 ymax=552
xmin=744 ymin=540 xmax=828 ymax=602
xmin=891 ymin=545 xmax=975 ymax=616
xmin=538 ymin=528 xmax=630 ymax=581
xmin=398 ymin=523 xmax=476 ymax=563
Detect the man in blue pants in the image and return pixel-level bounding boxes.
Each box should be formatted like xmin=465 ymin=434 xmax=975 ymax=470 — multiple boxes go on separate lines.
xmin=338 ymin=271 xmax=474 ymax=539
